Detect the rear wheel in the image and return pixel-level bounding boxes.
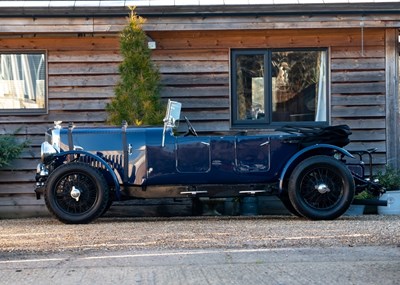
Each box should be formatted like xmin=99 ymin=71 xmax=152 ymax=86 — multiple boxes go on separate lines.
xmin=288 ymin=156 xmax=354 ymax=220
xmin=279 ymin=195 xmax=303 ymax=217
xmin=44 ymin=163 xmax=109 ymax=224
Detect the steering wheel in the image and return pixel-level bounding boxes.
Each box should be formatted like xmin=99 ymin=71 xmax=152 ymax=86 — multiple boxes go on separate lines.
xmin=184 ymin=116 xmax=198 ymax=137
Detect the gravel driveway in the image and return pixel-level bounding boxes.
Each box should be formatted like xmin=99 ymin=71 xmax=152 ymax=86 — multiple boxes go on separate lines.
xmin=0 ymin=215 xmax=399 ymax=255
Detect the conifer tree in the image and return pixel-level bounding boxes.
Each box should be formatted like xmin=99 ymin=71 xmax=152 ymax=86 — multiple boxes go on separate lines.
xmin=106 ymin=8 xmax=164 ymax=126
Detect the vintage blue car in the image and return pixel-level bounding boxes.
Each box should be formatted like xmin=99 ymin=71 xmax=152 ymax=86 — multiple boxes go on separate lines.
xmin=35 ymin=100 xmax=382 ymax=224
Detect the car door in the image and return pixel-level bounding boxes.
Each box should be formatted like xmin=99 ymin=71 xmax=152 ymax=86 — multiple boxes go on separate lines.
xmin=176 ymin=136 xmax=211 ymax=173
xmin=235 ymin=137 xmax=270 ymax=173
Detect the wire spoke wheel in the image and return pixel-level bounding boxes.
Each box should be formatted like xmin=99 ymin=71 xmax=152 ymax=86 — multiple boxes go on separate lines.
xmin=45 ymin=163 xmax=109 ymax=224
xmin=299 ymin=167 xmax=343 ymax=210
xmin=288 ymin=155 xmax=354 ymax=220
xmin=55 ymin=173 xmax=98 ymax=214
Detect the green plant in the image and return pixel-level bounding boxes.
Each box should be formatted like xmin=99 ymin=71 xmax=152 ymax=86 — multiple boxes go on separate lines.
xmin=0 ymin=133 xmax=28 ymax=168
xmin=376 ymin=165 xmax=400 ymax=191
xmin=354 ymin=190 xmax=376 ymax=200
xmin=106 ymin=8 xmax=164 ymax=126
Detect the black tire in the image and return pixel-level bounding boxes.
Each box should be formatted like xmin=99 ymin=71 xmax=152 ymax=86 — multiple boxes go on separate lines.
xmin=279 ymin=195 xmax=303 ymax=217
xmin=100 ymin=199 xmax=113 ymax=217
xmin=44 ymin=163 xmax=109 ymax=224
xmin=288 ymin=155 xmax=354 ymax=220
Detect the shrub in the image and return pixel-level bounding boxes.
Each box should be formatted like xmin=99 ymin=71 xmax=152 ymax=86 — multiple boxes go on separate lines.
xmin=106 ymin=8 xmax=164 ymax=126
xmin=376 ymin=165 xmax=400 ymax=191
xmin=0 ymin=133 xmax=28 ymax=168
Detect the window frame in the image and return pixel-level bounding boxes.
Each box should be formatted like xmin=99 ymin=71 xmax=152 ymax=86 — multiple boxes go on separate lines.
xmin=0 ymin=50 xmax=48 ymax=115
xmin=230 ymin=48 xmax=329 ymax=128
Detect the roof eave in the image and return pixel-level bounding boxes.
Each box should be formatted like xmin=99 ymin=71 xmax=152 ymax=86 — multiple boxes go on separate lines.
xmin=1 ymin=3 xmax=400 ymax=17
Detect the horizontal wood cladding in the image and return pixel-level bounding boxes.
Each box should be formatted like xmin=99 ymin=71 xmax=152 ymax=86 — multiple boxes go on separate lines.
xmin=152 ymin=28 xmax=387 ymax=160
xmin=1 ymin=14 xmax=400 ymax=34
xmin=0 ymin=34 xmax=121 ymax=214
xmin=143 ymin=14 xmax=400 ymax=31
xmin=149 ymin=28 xmax=384 ymax=49
xmin=0 ymin=36 xmax=119 ymax=51
xmin=0 ymin=27 xmax=391 ymax=214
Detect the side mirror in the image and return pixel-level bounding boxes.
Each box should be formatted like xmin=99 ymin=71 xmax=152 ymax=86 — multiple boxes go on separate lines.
xmin=162 ymin=100 xmax=182 ymax=146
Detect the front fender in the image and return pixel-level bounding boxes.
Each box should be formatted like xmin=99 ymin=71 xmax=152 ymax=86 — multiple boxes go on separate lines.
xmin=54 ymin=150 xmax=121 ymax=199
xmin=278 ymin=144 xmax=354 ymax=194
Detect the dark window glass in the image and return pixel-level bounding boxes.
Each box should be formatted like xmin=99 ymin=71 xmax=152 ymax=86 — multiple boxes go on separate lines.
xmin=231 ymin=49 xmax=327 ymax=127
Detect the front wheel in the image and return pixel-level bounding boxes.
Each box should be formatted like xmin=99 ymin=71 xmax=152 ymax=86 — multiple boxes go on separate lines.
xmin=288 ymin=156 xmax=354 ymax=220
xmin=44 ymin=163 xmax=109 ymax=224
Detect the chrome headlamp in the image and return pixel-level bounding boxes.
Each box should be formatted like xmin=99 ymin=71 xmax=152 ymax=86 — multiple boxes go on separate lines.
xmin=40 ymin=141 xmax=58 ymax=163
xmin=41 ymin=122 xmax=62 ymax=163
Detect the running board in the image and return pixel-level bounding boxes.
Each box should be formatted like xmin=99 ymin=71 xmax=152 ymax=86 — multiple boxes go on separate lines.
xmin=239 ymin=190 xmax=267 ymax=195
xmin=180 ymin=191 xmax=208 ymax=196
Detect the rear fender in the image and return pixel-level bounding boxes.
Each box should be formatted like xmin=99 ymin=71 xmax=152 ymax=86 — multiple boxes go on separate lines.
xmin=278 ymin=144 xmax=354 ymax=194
xmin=54 ymin=150 xmax=121 ymax=199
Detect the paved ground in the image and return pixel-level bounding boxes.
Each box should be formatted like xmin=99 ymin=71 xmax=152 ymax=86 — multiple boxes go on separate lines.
xmin=0 ymin=215 xmax=399 ymax=254
xmin=0 ymin=215 xmax=399 ymax=284
xmin=1 ymin=246 xmax=400 ymax=285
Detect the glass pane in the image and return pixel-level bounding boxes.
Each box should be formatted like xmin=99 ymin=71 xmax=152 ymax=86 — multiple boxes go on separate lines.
xmin=235 ymin=54 xmax=265 ymax=121
xmin=0 ymin=53 xmax=46 ymax=110
xmin=271 ymin=50 xmax=326 ymax=122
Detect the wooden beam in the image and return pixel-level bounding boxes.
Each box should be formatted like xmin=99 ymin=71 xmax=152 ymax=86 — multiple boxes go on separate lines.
xmin=385 ymin=29 xmax=399 ymax=168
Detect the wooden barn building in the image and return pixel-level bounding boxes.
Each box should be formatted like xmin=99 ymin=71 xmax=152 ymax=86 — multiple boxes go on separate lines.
xmin=0 ymin=0 xmax=399 ymax=217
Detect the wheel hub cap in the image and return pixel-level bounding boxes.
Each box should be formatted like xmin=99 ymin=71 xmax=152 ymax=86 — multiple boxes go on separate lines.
xmin=316 ymin=183 xmax=330 ymax=194
xmin=70 ymin=186 xmax=81 ymax=202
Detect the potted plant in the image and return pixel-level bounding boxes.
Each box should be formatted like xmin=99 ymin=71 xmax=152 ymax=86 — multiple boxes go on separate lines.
xmin=376 ymin=165 xmax=400 ymax=215
xmin=345 ymin=190 xmax=375 ymax=216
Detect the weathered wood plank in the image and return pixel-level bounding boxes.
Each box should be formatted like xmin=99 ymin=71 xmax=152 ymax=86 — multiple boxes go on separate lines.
xmin=331 ymin=82 xmax=386 ymax=94
xmin=50 ymin=86 xmax=115 ymax=99
xmin=49 ymin=99 xmax=110 ymax=111
xmin=385 ymin=28 xmax=399 ymax=167
xmin=157 ymin=60 xmax=228 ymax=73
xmin=49 ymin=75 xmax=119 ymax=87
xmin=332 ymin=105 xmax=385 ymax=117
xmin=332 ymin=118 xmax=385 ymax=129
xmin=49 ymin=50 xmax=122 ymax=63
xmin=152 ymin=29 xmax=384 ymax=49
xmin=161 ymin=73 xmax=228 ymax=86
xmin=346 ymin=141 xmax=386 ymax=152
xmin=0 ymin=172 xmax=36 ymax=185
xmin=156 ymin=35 xmax=383 ymax=49
xmin=1 ymin=158 xmax=39 ymax=171
xmin=331 ymin=58 xmax=385 ymax=70
xmin=0 ymin=112 xmax=108 ymax=124
xmin=49 ymin=62 xmax=119 ymax=75
xmin=0 ymin=123 xmax=48 ymax=135
xmin=161 ymin=86 xmax=229 ymax=98
xmin=0 ymin=37 xmax=119 ymax=51
xmin=0 ymin=194 xmax=44 ymax=206
xmin=0 ymin=205 xmax=48 ymax=218
xmin=143 ymin=16 xmax=396 ymax=30
xmin=331 ymin=94 xmax=385 ymax=106
xmin=331 ymin=71 xmax=385 ymax=82
xmin=331 ymin=46 xmax=385 ymax=58
xmin=143 ymin=14 xmax=400 ymax=25
xmin=177 ymin=98 xmax=230 ymax=109
xmin=177 ymin=121 xmax=230 ymax=133
xmin=350 ymin=129 xmax=386 ymax=141
xmin=152 ymin=49 xmax=228 ymax=61
xmin=180 ymin=111 xmax=230 ymax=121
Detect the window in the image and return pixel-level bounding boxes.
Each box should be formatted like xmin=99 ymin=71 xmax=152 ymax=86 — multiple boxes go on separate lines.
xmin=0 ymin=52 xmax=47 ymax=113
xmin=231 ymin=49 xmax=328 ymax=127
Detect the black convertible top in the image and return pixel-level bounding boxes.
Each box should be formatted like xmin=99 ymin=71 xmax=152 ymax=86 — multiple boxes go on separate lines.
xmin=276 ymin=125 xmax=352 ymax=148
